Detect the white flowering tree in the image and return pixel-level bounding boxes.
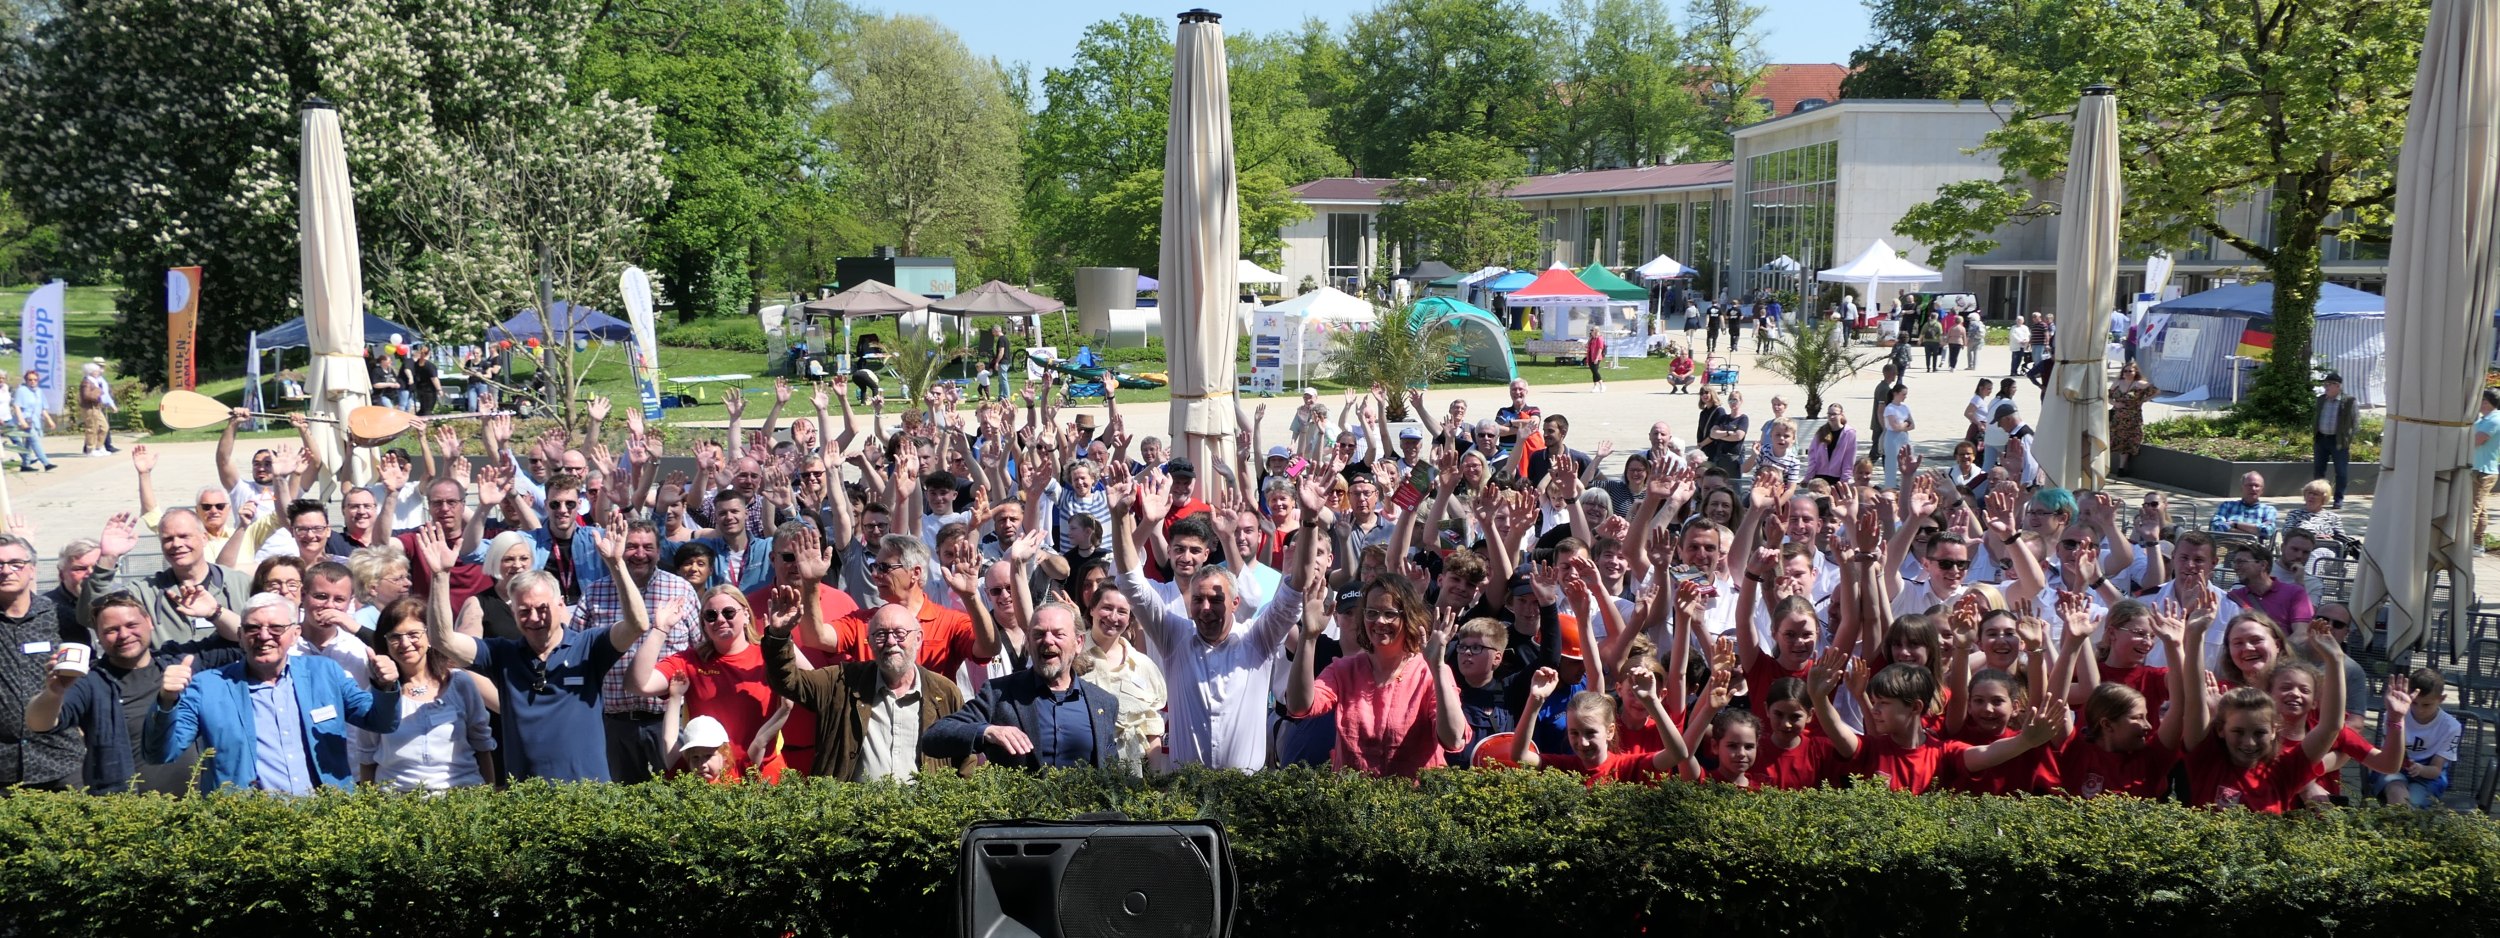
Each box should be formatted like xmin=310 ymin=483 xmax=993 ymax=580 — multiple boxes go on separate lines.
xmin=0 ymin=0 xmax=667 ymax=383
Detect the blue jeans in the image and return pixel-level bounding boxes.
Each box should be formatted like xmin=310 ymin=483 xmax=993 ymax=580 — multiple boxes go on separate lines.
xmin=17 ymin=421 xmax=49 ymax=467
xmin=2368 ymin=765 xmax=2449 ymax=807
xmin=2314 ymin=433 xmax=2349 ymax=502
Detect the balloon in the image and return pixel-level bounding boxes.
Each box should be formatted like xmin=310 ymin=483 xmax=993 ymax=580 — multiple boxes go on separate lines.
xmin=389 ymin=332 xmax=403 ymax=345
xmin=526 ymin=338 xmax=540 ymax=349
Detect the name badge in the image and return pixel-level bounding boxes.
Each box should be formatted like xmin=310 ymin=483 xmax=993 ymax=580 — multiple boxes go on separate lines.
xmin=20 ymin=641 xmax=49 ymax=655
xmin=309 ymin=705 xmax=338 ymax=722
xmin=562 ymin=675 xmax=584 ymax=687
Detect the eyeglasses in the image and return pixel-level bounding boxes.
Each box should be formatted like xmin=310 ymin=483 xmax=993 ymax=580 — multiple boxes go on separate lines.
xmin=871 ymin=561 xmax=914 ymax=574
xmin=2060 ymin=539 xmax=2090 ymax=551
xmin=1456 ymin=643 xmax=1495 ymax=656
xmin=1932 ymin=558 xmax=1972 ymax=571
xmin=239 ymin=622 xmax=295 ymax=637
xmin=384 ymin=631 xmax=426 ymax=644
xmin=701 ymin=607 xmax=742 ymax=623
xmin=527 ymin=658 xmax=552 ymax=694
xmin=0 ymin=559 xmax=32 ymax=571
xmin=868 ymin=628 xmax=919 ymax=644
xmin=198 ymin=502 xmax=231 ymax=511
xmin=291 ymin=524 xmax=331 ymax=536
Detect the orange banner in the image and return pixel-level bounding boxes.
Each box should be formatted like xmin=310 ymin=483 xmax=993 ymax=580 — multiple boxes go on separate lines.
xmin=167 ymin=266 xmax=201 ymax=390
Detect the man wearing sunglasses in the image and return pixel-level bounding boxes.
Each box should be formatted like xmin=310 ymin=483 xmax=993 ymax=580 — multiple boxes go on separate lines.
xmin=424 ymin=522 xmax=654 ymax=783
xmin=130 ymin=445 xmax=238 ymax=558
xmin=514 ymin=474 xmax=610 ymax=609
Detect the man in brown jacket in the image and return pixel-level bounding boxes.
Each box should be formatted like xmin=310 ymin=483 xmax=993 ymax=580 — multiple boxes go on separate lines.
xmin=761 ymin=588 xmax=966 ymax=780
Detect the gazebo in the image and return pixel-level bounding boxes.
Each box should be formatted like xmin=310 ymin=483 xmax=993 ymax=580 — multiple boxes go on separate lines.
xmin=1509 ymin=265 xmax=1642 ymax=364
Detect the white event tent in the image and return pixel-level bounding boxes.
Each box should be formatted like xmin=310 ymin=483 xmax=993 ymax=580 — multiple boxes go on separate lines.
xmin=1247 ymin=286 xmax=1378 ymax=389
xmin=1819 ymin=240 xmax=1944 ymax=309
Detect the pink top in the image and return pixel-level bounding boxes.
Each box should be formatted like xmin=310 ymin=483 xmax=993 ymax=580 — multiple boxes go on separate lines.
xmin=1296 ymin=652 xmax=1467 ymax=778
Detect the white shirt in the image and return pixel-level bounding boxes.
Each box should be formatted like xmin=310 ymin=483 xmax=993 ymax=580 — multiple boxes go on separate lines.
xmin=351 ymin=672 xmax=494 ymax=792
xmin=2139 ymin=579 xmax=2244 ymax=669
xmin=1643 ymin=574 xmax=1738 ymax=653
xmin=2401 ymin=709 xmax=2463 ymax=767
xmin=1120 ymin=567 xmax=1307 ymax=771
xmin=1892 ymin=579 xmax=1972 ymax=618
xmin=231 ymin=481 xmax=276 ymax=525
xmin=294 ymin=628 xmax=373 ymax=688
xmin=370 ymin=479 xmax=426 ymax=533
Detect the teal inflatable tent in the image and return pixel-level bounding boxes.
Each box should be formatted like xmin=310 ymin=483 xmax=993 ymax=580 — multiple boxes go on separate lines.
xmin=1411 ymin=296 xmax=1518 ymax=382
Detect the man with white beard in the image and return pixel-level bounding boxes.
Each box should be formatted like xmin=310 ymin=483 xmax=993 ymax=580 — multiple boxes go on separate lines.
xmin=921 ymin=603 xmax=1118 ymax=771
xmin=760 ymin=591 xmax=968 ymax=781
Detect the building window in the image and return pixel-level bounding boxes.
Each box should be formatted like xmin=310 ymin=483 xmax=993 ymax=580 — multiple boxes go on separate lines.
xmin=1620 ymin=204 xmax=1645 ymax=266
xmin=1658 ymin=202 xmax=1683 ymax=267
xmin=1326 ymin=212 xmax=1366 ymax=289
xmin=1584 ymin=207 xmax=1608 ymax=267
xmin=1795 ymin=98 xmax=1829 ymax=113
xmin=1741 ymin=140 xmax=1839 ymax=302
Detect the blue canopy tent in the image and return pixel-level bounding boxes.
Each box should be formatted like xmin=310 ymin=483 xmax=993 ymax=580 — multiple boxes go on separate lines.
xmin=489 ymin=302 xmax=635 ymax=343
xmin=1411 ymin=296 xmax=1518 ymax=382
xmin=257 ymin=313 xmax=424 ymax=350
xmin=1481 ymin=270 xmax=1539 ymax=329
xmin=2137 ymin=282 xmax=2386 ymax=407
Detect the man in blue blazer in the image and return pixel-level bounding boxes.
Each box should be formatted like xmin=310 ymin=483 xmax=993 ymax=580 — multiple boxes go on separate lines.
xmin=146 ymin=593 xmax=401 ymax=793
xmin=922 ymin=603 xmax=1118 ymax=770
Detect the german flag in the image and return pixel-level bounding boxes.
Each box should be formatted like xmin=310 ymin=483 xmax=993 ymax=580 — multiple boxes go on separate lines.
xmin=2236 ymin=326 xmax=2273 ymax=360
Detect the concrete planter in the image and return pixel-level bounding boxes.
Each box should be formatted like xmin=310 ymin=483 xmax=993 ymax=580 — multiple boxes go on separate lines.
xmin=2125 ymin=443 xmax=2376 ymax=497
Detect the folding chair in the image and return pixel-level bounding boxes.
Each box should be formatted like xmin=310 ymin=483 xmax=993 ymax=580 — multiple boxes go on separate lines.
xmin=2460 ymin=638 xmax=2500 ymax=711
xmin=2448 ymin=709 xmax=2498 ymax=815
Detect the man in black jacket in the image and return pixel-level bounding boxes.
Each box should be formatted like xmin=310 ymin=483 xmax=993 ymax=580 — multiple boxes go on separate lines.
xmin=2313 ymin=373 xmax=2360 ymax=509
xmin=922 ymin=603 xmax=1118 ymax=771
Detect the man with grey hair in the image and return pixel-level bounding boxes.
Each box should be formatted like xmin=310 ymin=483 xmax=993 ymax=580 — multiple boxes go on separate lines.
xmin=1111 ymin=471 xmax=1323 ymax=770
xmin=41 ymin=537 xmax=99 ymax=629
xmin=145 ymin=592 xmax=401 ymax=793
xmin=761 ymin=590 xmax=967 ymax=780
xmin=922 ymin=602 xmax=1117 ymax=770
xmin=583 ymin=518 xmax=696 ymax=782
xmin=0 ymin=531 xmax=86 ymax=789
xmin=87 ymin=509 xmax=246 ymax=646
xmin=807 ymin=529 xmax=996 ymax=681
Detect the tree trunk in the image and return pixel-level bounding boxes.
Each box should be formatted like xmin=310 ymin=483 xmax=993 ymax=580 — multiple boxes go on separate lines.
xmin=2242 ymin=235 xmax=2322 ymax=426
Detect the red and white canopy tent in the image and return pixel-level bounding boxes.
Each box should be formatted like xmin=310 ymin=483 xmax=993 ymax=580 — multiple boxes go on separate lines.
xmin=1506 ymin=264 xmax=1643 ymax=360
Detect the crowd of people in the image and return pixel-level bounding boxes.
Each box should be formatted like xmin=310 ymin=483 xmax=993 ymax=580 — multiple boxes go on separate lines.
xmin=0 ymin=362 xmax=2466 ymax=816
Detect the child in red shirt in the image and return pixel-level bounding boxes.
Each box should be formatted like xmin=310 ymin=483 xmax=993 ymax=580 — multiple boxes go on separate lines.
xmin=2069 ymin=599 xmax=2170 ymax=722
xmin=2178 ymin=614 xmax=2350 ymax=813
xmin=1748 ymin=677 xmax=1842 ymax=789
xmin=1690 ymin=708 xmax=1764 ymax=789
xmin=1944 ymin=668 xmax=2059 ymax=795
xmin=2264 ymin=658 xmax=2406 ymax=802
xmin=1810 ymin=650 xmax=2062 ymax=793
xmin=2050 ymin=605 xmax=2190 ymax=795
xmin=1511 ymin=666 xmax=1690 ymax=786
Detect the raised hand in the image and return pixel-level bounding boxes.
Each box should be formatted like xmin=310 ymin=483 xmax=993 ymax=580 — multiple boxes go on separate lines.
xmin=434 ymin=424 xmax=461 ymax=459
xmin=2384 ymin=673 xmax=2414 ymax=720
xmin=159 ymin=655 xmax=197 ymax=704
xmin=131 ymin=444 xmax=156 ymax=475
xmin=2014 ymin=615 xmax=2047 ymax=653
xmin=1527 ymin=666 xmax=1561 ymax=702
xmin=789 ymin=524 xmax=833 ymax=581
xmin=1137 ymin=470 xmax=1175 ymax=523
xmin=170 ymin=583 xmax=221 ymax=620
xmin=765 ymin=584 xmax=805 ymax=636
xmin=415 ymin=520 xmax=458 ymax=573
xmin=1293 ymin=469 xmax=1333 ymax=517
xmin=369 ymin=651 xmax=401 ymax=687
xmin=722 ymin=387 xmax=746 ymax=421
xmin=1626 ymin=666 xmax=1660 ymax=705
xmin=773 ymin=377 xmax=793 ymax=407
xmin=587 ymin=395 xmax=612 ymax=424
xmin=1807 ymin=647 xmax=1847 ymax=699
xmin=591 ymin=509 xmax=628 ymax=561
xmin=2019 ymin=698 xmax=2070 ymax=744
xmin=99 ymin=512 xmax=140 ymax=559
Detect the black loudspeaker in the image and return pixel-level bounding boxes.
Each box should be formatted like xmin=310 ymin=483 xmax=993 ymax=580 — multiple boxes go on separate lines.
xmin=959 ymin=818 xmax=1235 ymax=938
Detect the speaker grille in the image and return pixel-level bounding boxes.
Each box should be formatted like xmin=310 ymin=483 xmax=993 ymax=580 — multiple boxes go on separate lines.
xmin=1057 ymin=835 xmax=1217 ymax=938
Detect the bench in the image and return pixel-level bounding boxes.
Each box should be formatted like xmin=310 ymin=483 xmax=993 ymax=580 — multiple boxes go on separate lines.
xmin=1523 ymin=339 xmax=1583 ymax=364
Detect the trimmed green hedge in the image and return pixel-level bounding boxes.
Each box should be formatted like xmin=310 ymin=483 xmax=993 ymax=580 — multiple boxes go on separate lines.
xmin=1 ymin=768 xmax=2493 ymax=937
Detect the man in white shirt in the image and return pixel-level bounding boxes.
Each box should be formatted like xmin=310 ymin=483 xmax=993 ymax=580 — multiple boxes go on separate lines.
xmin=1111 ymin=474 xmax=1320 ymax=771
xmin=2141 ymin=531 xmax=2242 ymax=668
xmin=298 ymin=562 xmax=374 ymax=687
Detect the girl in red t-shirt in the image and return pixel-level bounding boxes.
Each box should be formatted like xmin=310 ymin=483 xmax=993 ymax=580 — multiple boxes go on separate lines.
xmin=1943 ymin=668 xmax=2061 ymax=795
xmin=2068 ymin=599 xmax=2169 ymax=721
xmin=2051 ymin=602 xmax=2195 ymax=799
xmin=1691 ymin=708 xmax=1765 ymax=789
xmin=1747 ymin=677 xmax=1842 ymax=789
xmin=2264 ymin=658 xmax=2406 ymax=802
xmin=1810 ymin=650 xmax=2063 ymax=793
xmin=2178 ymin=614 xmax=2347 ymax=813
xmin=1734 ymin=563 xmax=1820 ymax=725
xmin=1510 ymin=666 xmax=1691 ymax=786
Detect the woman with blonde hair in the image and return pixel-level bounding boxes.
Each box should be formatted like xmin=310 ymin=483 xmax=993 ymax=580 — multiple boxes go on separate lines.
xmin=1075 ymin=582 xmax=1166 ymax=772
xmin=626 ymin=584 xmax=793 ymax=781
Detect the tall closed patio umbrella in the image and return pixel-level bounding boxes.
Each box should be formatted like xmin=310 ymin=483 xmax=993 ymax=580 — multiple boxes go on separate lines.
xmin=2037 ymin=85 xmax=2122 ymax=492
xmin=1161 ymin=8 xmax=1239 ymax=471
xmin=299 ymin=98 xmax=371 ymax=495
xmin=2356 ymin=0 xmax=2500 ymax=660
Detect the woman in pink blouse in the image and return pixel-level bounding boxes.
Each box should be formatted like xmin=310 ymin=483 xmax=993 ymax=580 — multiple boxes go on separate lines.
xmin=1285 ymin=576 xmax=1470 ymax=778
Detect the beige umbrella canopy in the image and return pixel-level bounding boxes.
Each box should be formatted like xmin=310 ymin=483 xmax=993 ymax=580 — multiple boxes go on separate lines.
xmin=801 ymin=280 xmax=930 ymax=318
xmin=930 ymin=280 xmax=1066 ymax=316
xmin=299 ymin=98 xmax=371 ymax=495
xmin=2037 ymin=85 xmax=2122 ymax=492
xmin=2356 ymin=0 xmax=2500 ymax=659
xmin=1160 ymin=9 xmax=1240 ymax=470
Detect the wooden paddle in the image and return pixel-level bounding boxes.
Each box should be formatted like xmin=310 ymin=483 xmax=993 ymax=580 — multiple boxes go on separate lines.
xmin=346 ymin=405 xmax=509 ymax=447
xmin=156 ymin=390 xmax=337 ymax=431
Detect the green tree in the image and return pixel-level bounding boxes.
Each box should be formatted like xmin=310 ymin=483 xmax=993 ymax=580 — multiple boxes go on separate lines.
xmin=1336 ymin=0 xmax=1560 ymax=176
xmin=1548 ymin=0 xmax=1703 ymax=170
xmin=1375 ymin=133 xmax=1538 ymax=269
xmin=1897 ymin=0 xmax=2424 ymax=424
xmin=1683 ymin=0 xmax=1769 ymax=157
xmin=576 ymin=0 xmax=807 ymax=322
xmin=0 ymin=0 xmax=658 ymax=373
xmin=824 ymin=14 xmax=1022 ymax=262
xmin=1328 ymin=301 xmax=1461 ymax=420
xmin=1840 ymin=0 xmax=2049 ymax=100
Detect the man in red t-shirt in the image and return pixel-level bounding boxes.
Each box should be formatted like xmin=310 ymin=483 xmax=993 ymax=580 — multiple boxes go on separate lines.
xmin=392 ymin=476 xmax=493 ymax=612
xmin=822 ymin=530 xmax=996 ymax=681
xmin=743 ymin=522 xmax=861 ymax=660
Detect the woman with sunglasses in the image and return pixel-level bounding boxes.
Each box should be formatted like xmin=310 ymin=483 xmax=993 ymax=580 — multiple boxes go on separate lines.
xmin=626 ymin=584 xmax=793 ymax=781
xmin=355 ymin=596 xmax=498 ymax=791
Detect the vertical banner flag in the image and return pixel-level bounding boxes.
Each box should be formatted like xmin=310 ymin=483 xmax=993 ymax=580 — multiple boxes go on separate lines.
xmin=18 ymin=279 xmax=65 ymax=414
xmin=242 ymin=330 xmax=265 ymax=431
xmin=166 ymin=266 xmax=202 ymax=390
xmin=620 ymin=266 xmax=663 ymax=420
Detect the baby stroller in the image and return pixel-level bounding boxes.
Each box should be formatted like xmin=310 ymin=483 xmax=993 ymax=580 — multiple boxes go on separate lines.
xmin=1705 ymin=356 xmax=1740 ymax=391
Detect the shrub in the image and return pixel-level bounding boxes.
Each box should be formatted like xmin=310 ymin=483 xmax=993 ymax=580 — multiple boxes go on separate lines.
xmin=0 ymin=768 xmax=2491 ymax=937
xmin=2145 ymin=412 xmax=2383 ymax=463
xmin=656 ymin=315 xmax=769 ymax=353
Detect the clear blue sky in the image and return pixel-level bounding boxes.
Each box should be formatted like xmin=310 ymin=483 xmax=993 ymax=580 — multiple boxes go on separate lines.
xmin=903 ymin=0 xmax=1872 ymax=76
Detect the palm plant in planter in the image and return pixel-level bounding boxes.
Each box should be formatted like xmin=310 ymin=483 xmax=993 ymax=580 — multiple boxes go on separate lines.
xmin=1755 ymin=318 xmax=1879 ymax=417
xmin=1327 ymin=302 xmax=1461 ymax=421
xmin=885 ymin=330 xmax=963 ymax=406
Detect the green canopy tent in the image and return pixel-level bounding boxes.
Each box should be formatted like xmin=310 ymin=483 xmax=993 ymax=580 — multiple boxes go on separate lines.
xmin=1575 ymin=263 xmax=1650 ymax=301
xmin=1411 ymin=296 xmax=1518 ymax=382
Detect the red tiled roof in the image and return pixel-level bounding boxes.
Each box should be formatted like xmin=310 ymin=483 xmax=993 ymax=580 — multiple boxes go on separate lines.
xmin=1757 ymin=63 xmax=1850 ymax=116
xmin=1506 ymin=161 xmax=1734 ymax=198
xmin=1289 ymin=177 xmax=1399 ymax=202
